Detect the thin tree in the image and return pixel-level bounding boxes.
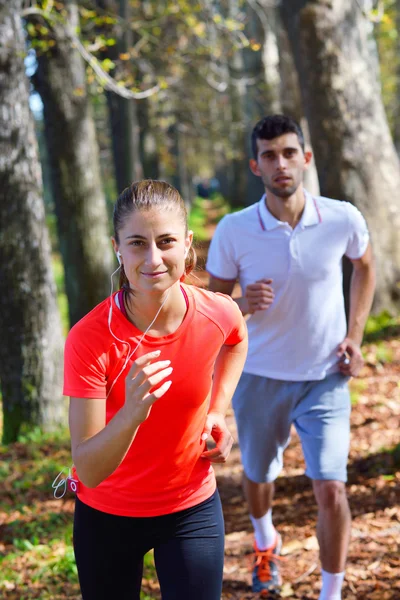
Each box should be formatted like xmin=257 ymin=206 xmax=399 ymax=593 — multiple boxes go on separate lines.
xmin=281 ymin=0 xmax=400 ymax=312
xmin=0 ymin=0 xmax=64 ymax=443
xmin=30 ymin=0 xmax=114 ymax=327
xmin=97 ymin=0 xmax=144 ymax=193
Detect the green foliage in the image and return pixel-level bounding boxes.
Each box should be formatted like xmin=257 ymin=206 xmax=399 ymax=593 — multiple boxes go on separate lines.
xmin=364 ymin=311 xmax=400 ymax=342
xmin=188 ymin=198 xmax=209 ymax=241
xmin=188 ymin=194 xmax=232 ymax=241
xmin=0 ymin=431 xmax=158 ymax=599
xmin=374 ymin=342 xmax=394 ymax=364
xmin=349 ymin=379 xmax=367 ymax=406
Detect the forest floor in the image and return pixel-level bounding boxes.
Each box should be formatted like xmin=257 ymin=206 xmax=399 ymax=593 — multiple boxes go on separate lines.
xmin=0 ymin=198 xmax=399 ymax=599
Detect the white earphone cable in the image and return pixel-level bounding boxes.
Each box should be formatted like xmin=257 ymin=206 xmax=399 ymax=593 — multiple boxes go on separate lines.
xmin=106 ymin=264 xmax=170 ymax=399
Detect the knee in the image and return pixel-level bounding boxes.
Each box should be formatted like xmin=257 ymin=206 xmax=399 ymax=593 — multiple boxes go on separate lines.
xmin=313 ymin=480 xmax=347 ymax=511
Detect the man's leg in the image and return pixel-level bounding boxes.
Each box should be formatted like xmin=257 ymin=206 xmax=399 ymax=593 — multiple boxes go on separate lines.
xmin=232 ymin=373 xmax=294 ymax=595
xmin=314 ymin=480 xmax=350 ymax=599
xmin=313 ymin=480 xmax=351 ymax=574
xmin=243 ymin=475 xmax=274 ymax=519
xmin=244 ymin=476 xmax=282 ymax=597
xmin=294 ymin=373 xmax=351 ymax=600
xmin=243 ymin=475 xmax=276 ymax=550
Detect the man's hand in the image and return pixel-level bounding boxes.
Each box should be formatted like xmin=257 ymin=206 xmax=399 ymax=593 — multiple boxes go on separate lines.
xmin=200 ymin=412 xmax=234 ymax=463
xmin=337 ymin=337 xmax=364 ymax=377
xmin=245 ymin=279 xmax=274 ymax=314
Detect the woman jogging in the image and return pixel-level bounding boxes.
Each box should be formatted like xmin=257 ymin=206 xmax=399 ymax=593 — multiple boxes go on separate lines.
xmin=63 ymin=179 xmax=248 ymax=600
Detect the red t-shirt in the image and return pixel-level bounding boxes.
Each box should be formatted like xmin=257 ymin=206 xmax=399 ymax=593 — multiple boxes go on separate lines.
xmin=63 ymin=284 xmax=245 ymax=517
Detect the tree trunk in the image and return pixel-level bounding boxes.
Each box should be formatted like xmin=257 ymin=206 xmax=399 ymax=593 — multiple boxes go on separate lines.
xmin=171 ymin=122 xmax=194 ymax=211
xmin=137 ymin=97 xmax=160 ymax=180
xmin=281 ymin=0 xmax=400 ymax=313
xmin=0 ymin=0 xmax=64 ymax=443
xmin=227 ymin=0 xmax=284 ymax=206
xmin=32 ymin=0 xmax=114 ymax=327
xmin=277 ymin=19 xmax=320 ymax=195
xmin=97 ymin=0 xmax=144 ymax=192
xmin=394 ymin=0 xmax=400 ymax=153
xmin=107 ymin=90 xmax=144 ymax=192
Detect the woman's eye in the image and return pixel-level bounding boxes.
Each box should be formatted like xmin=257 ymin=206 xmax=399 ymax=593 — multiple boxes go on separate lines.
xmin=160 ymin=238 xmax=175 ymax=245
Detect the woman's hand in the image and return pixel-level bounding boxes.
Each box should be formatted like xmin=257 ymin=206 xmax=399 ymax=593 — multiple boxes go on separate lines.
xmin=200 ymin=411 xmax=234 ymax=463
xmin=124 ymin=350 xmax=173 ymax=423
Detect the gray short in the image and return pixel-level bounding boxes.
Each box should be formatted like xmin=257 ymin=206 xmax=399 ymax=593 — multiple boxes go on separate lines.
xmin=232 ymin=372 xmax=351 ymax=483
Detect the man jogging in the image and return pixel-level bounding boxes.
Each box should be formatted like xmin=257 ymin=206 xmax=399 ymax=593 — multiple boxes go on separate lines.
xmin=207 ymin=115 xmax=376 ymax=599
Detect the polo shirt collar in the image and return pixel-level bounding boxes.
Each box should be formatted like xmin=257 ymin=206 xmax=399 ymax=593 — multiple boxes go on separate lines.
xmin=257 ymin=189 xmax=321 ymax=232
xmin=299 ymin=189 xmax=322 ymax=228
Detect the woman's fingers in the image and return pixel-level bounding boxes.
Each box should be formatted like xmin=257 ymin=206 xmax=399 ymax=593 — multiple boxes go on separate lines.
xmin=126 ymin=350 xmax=161 ymax=378
xmin=127 ymin=352 xmax=170 ymax=381
xmin=129 ymin=360 xmax=172 ymax=386
xmin=144 ymin=379 xmax=173 ymax=405
xmin=126 ymin=363 xmax=173 ymax=397
xmin=137 ymin=366 xmax=173 ymax=394
xmin=124 ymin=352 xmax=174 ymax=422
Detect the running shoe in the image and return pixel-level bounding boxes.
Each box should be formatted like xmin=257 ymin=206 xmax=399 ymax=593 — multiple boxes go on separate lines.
xmin=251 ymin=533 xmax=283 ymax=597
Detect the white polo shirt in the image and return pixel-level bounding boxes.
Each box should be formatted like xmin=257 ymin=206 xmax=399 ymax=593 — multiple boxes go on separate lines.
xmin=206 ymin=190 xmax=369 ymax=381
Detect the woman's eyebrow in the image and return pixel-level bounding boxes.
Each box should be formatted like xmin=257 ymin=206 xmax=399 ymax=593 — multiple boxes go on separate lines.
xmin=125 ymin=234 xmax=146 ymax=240
xmin=124 ymin=232 xmax=179 ymax=240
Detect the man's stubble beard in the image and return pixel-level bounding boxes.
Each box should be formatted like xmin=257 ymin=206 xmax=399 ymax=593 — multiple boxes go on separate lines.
xmin=263 ymin=180 xmax=299 ymax=199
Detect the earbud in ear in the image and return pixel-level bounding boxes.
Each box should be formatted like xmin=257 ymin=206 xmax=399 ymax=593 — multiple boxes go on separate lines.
xmin=116 ymin=251 xmax=122 ymax=265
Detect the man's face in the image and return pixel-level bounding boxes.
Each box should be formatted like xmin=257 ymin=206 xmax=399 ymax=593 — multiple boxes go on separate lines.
xmin=250 ymin=133 xmax=311 ymax=198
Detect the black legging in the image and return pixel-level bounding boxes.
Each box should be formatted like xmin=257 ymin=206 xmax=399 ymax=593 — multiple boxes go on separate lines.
xmin=73 ymin=490 xmax=225 ymax=600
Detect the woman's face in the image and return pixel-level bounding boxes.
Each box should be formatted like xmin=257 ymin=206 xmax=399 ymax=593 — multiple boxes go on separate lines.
xmin=113 ymin=207 xmax=192 ymax=294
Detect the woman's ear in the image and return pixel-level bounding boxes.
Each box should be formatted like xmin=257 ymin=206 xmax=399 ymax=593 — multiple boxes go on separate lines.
xmin=185 ymin=230 xmax=194 ymax=257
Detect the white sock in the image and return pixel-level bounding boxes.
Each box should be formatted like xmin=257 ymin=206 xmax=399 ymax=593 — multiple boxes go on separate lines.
xmin=250 ymin=510 xmax=276 ymax=550
xmin=318 ymin=569 xmax=345 ymax=600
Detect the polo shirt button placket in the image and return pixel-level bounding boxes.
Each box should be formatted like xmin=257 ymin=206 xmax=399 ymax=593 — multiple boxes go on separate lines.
xmin=289 ymin=232 xmax=300 ymax=268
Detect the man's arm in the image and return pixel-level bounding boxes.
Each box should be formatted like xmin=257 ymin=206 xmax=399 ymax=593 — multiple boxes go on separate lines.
xmin=338 ymin=242 xmax=376 ymax=376
xmin=208 ymin=275 xmax=274 ymax=316
xmin=208 ymin=276 xmax=236 ymax=296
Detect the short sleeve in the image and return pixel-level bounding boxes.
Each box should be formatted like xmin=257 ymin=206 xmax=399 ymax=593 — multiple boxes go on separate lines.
xmin=344 ymin=203 xmax=370 ymax=260
xmin=63 ymin=324 xmax=108 ymax=398
xmin=215 ymin=293 xmax=247 ymax=346
xmin=206 ymin=216 xmax=238 ymax=281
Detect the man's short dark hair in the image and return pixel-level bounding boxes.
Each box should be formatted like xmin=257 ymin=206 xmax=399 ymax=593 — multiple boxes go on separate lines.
xmin=251 ymin=114 xmax=305 ymax=158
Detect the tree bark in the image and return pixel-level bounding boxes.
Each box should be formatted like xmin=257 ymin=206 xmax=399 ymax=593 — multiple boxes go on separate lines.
xmin=0 ymin=0 xmax=64 ymax=443
xmin=32 ymin=0 xmax=114 ymax=327
xmin=137 ymin=97 xmax=160 ymax=180
xmin=170 ymin=123 xmax=194 ymax=211
xmin=281 ymin=0 xmax=400 ymax=313
xmin=277 ymin=18 xmax=320 ymax=195
xmin=394 ymin=0 xmax=400 ymax=153
xmin=97 ymin=0 xmax=144 ymax=192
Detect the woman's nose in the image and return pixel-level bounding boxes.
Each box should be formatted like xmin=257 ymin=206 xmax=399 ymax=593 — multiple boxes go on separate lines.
xmin=145 ymin=243 xmax=162 ymax=266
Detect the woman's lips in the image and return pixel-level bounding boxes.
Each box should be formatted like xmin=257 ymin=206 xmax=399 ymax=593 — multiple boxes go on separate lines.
xmin=141 ymin=271 xmax=168 ymax=278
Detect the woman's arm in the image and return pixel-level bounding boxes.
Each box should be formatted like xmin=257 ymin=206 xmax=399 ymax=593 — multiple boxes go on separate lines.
xmin=201 ymin=322 xmax=248 ymax=463
xmin=69 ymin=351 xmax=172 ymax=488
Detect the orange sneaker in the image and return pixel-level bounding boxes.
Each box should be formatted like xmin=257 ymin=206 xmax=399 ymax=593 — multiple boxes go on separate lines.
xmin=251 ymin=533 xmax=283 ymax=597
